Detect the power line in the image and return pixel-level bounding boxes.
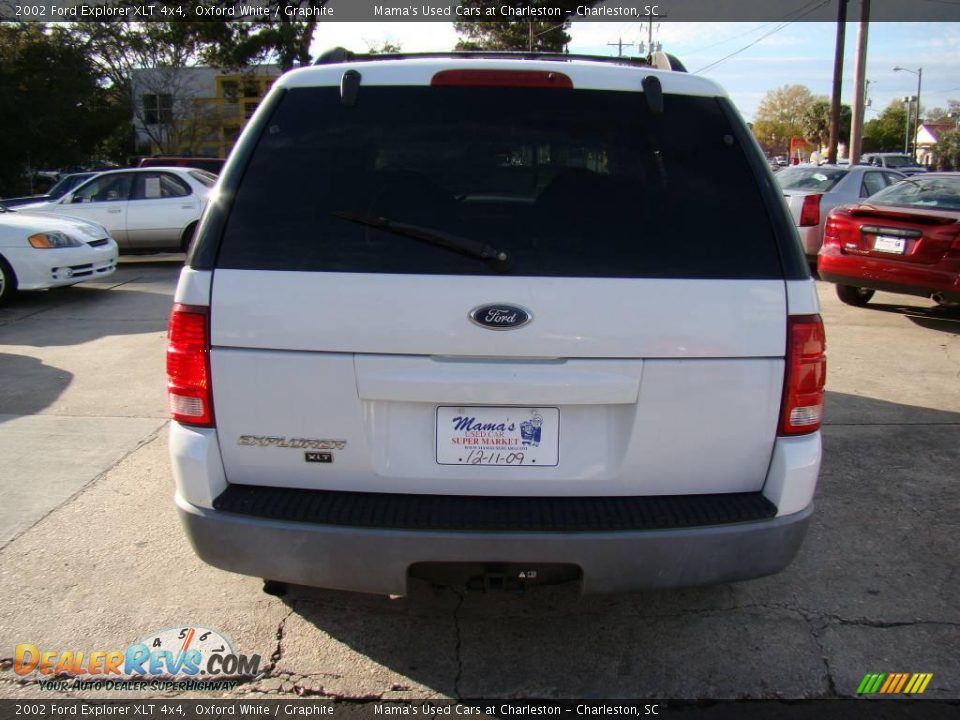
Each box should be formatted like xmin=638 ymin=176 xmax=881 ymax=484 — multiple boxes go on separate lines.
xmin=607 ymin=38 xmax=636 ymax=57
xmin=693 ymin=0 xmax=832 ymax=74
xmin=686 ymin=22 xmax=785 ymax=55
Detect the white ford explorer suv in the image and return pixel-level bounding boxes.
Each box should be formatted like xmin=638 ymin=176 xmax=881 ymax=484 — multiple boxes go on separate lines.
xmin=167 ymin=51 xmax=825 ymax=595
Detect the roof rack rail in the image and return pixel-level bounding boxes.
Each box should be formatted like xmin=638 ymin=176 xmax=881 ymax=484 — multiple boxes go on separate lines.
xmin=313 ymin=48 xmax=687 ymax=73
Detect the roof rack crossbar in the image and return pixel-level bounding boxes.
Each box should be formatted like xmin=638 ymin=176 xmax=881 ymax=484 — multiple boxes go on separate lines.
xmin=313 ymin=49 xmax=687 ymax=71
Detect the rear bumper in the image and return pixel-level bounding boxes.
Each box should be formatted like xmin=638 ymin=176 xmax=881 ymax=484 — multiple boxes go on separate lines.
xmin=177 ymin=494 xmax=812 ymax=595
xmin=818 ymin=252 xmax=960 ymax=301
xmin=170 ymin=423 xmax=820 ymax=596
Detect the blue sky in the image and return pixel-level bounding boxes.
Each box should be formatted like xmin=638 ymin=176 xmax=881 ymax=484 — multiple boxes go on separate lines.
xmin=309 ymin=21 xmax=960 ymax=122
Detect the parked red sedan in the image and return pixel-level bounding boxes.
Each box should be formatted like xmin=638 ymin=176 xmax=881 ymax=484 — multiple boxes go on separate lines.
xmin=818 ymin=173 xmax=960 ymax=306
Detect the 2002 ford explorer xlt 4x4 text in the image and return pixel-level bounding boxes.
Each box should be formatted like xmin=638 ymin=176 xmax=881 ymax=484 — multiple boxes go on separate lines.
xmin=167 ymin=51 xmax=826 ymax=596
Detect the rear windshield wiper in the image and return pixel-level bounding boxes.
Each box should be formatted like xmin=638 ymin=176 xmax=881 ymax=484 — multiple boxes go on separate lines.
xmin=332 ymin=211 xmax=511 ymax=272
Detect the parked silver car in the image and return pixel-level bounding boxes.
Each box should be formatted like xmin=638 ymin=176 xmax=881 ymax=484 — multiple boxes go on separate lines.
xmin=20 ymin=168 xmax=215 ymax=252
xmin=861 ymin=153 xmax=927 ymax=176
xmin=777 ymin=164 xmax=906 ymax=263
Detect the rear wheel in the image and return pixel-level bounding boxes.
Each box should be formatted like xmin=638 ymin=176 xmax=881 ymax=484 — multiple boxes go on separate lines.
xmin=836 ymin=284 xmax=874 ymax=307
xmin=0 ymin=256 xmax=17 ymax=306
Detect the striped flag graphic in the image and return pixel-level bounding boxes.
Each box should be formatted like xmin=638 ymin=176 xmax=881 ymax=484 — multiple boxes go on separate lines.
xmin=857 ymin=672 xmax=933 ymax=695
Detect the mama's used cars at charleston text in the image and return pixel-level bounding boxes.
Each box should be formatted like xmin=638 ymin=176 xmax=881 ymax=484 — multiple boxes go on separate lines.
xmin=167 ymin=51 xmax=825 ymax=595
xmin=0 ymin=203 xmax=117 ymax=305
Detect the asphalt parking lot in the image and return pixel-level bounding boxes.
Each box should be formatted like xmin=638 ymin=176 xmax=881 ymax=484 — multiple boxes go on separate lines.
xmin=0 ymin=258 xmax=957 ymax=701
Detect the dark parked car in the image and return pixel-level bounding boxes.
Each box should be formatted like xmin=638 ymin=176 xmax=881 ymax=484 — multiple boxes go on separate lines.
xmin=818 ymin=173 xmax=960 ymax=306
xmin=1 ymin=172 xmax=100 ymax=208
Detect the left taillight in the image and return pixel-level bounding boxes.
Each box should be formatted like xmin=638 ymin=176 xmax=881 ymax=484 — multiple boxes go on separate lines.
xmin=167 ymin=303 xmax=214 ymax=427
xmin=779 ymin=315 xmax=826 ymax=435
xmin=800 ymin=194 xmax=822 ymax=227
xmin=822 ymin=207 xmax=855 ymax=249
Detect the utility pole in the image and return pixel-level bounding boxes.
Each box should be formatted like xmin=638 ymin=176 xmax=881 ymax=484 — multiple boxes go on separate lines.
xmin=827 ymin=0 xmax=849 ymax=163
xmin=903 ymin=96 xmax=914 ymax=154
xmin=607 ymin=38 xmax=635 ymax=57
xmin=528 ymin=21 xmax=534 ymax=52
xmin=849 ymin=0 xmax=870 ymax=165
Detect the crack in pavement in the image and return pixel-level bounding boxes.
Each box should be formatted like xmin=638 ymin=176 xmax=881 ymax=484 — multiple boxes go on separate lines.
xmin=0 ymin=277 xmax=147 ymax=326
xmin=255 ymin=607 xmax=297 ymax=681
xmin=0 ymin=422 xmax=168 ymax=553
xmin=806 ymin=618 xmax=840 ymax=698
xmin=452 ymin=589 xmax=465 ymax=700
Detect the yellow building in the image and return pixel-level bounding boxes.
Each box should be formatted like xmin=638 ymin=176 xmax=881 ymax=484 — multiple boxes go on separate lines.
xmin=132 ymin=66 xmax=281 ymax=159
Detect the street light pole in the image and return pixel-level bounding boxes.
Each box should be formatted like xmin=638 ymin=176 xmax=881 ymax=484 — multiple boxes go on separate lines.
xmin=894 ymin=66 xmax=922 ymax=159
xmin=916 ymin=68 xmax=923 ymax=159
xmin=902 ymin=96 xmax=913 ymax=154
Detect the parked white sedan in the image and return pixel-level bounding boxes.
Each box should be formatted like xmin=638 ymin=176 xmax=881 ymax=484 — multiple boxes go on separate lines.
xmin=20 ymin=167 xmax=215 ymax=252
xmin=0 ymin=203 xmax=118 ymax=305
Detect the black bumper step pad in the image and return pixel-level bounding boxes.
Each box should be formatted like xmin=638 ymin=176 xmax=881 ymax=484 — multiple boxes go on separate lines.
xmin=213 ymin=485 xmax=777 ymax=532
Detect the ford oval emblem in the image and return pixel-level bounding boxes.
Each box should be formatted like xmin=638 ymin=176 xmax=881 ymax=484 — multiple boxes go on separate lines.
xmin=469 ymin=303 xmax=533 ymax=331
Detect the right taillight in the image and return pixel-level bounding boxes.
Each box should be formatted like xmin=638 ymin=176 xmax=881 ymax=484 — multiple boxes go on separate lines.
xmin=780 ymin=315 xmax=826 ymax=435
xmin=800 ymin=194 xmax=822 ymax=227
xmin=167 ymin=304 xmax=214 ymax=427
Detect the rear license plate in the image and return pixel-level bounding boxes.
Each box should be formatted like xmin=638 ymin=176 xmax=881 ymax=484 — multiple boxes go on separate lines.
xmin=436 ymin=406 xmax=559 ymax=466
xmin=873 ymin=236 xmax=906 ymax=254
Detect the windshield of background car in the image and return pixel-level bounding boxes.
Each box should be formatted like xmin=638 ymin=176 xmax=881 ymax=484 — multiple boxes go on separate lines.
xmin=880 ymin=155 xmax=918 ymax=168
xmin=775 ymin=166 xmax=847 ymax=192
xmin=217 ymin=85 xmax=783 ymax=278
xmin=47 ymin=173 xmax=95 ymax=198
xmin=868 ymin=176 xmax=960 ymax=211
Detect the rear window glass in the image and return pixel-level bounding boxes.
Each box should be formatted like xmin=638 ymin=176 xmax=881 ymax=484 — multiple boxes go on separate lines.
xmin=776 ymin=166 xmax=847 ymax=191
xmin=870 ymin=175 xmax=960 ymax=211
xmin=217 ymin=86 xmax=782 ymax=278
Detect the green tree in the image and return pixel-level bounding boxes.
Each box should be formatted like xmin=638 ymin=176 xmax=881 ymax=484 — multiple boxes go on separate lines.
xmin=73 ymin=20 xmax=217 ymax=157
xmin=862 ymin=99 xmax=909 ymax=153
xmin=183 ymin=0 xmax=331 ymax=71
xmin=366 ymin=41 xmax=403 ymax=54
xmin=751 ymin=85 xmax=815 ymax=155
xmin=800 ymin=98 xmax=851 ymax=151
xmin=935 ymin=129 xmax=960 ymax=170
xmin=73 ymin=20 xmax=202 ymax=93
xmin=922 ymin=100 xmax=960 ymax=124
xmin=0 ymin=24 xmax=125 ymax=195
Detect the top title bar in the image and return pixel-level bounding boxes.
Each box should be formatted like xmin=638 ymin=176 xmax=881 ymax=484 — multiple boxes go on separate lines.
xmin=2 ymin=0 xmax=959 ymax=23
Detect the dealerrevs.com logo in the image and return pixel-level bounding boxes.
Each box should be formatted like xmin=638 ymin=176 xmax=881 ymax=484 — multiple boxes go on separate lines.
xmin=13 ymin=626 xmax=261 ymax=691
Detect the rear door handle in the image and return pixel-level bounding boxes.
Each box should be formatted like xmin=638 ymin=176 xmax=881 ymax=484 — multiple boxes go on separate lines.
xmin=108 ymin=208 xmax=122 ymax=214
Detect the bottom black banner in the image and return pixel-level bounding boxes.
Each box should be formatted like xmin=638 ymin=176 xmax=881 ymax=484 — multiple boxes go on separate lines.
xmin=0 ymin=700 xmax=958 ymax=720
